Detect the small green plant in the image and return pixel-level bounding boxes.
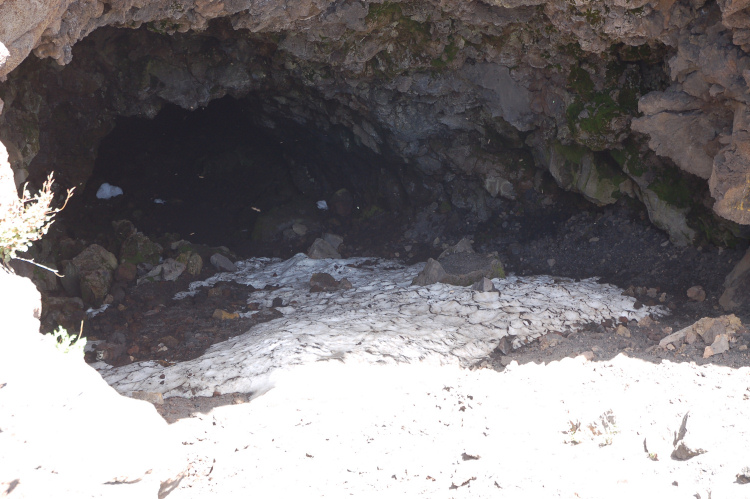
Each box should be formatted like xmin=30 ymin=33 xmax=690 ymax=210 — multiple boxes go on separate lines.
xmin=0 ymin=173 xmax=73 ymax=266
xmin=45 ymin=323 xmax=87 ymax=357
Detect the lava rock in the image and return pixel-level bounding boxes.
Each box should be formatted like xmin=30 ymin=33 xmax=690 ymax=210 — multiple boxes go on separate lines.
xmin=120 ymin=232 xmax=163 ymax=266
xmin=413 ymin=252 xmax=505 ymax=287
xmin=210 ymin=253 xmax=237 ymax=272
xmin=670 ymin=412 xmax=707 ymax=461
xmin=412 ymin=259 xmax=447 ymax=286
xmin=137 ymin=258 xmax=186 ymax=285
xmin=307 ymin=238 xmax=341 ymax=260
xmin=471 ymin=277 xmax=497 ymax=292
xmin=115 ymin=261 xmax=137 ymax=282
xmin=687 ymin=285 xmax=706 ymax=302
xmin=438 ymin=237 xmax=475 ymax=259
xmin=322 ymin=233 xmax=344 ymax=251
xmin=176 ymin=251 xmax=203 ymax=276
xmin=720 ymin=248 xmax=750 ymax=311
xmin=310 ymin=272 xmax=352 ymax=292
xmin=71 ymin=244 xmax=118 ymax=306
xmin=9 ymin=259 xmax=59 ymax=292
xmin=59 ymin=260 xmax=80 ymax=296
xmin=703 ymin=333 xmax=730 ymax=358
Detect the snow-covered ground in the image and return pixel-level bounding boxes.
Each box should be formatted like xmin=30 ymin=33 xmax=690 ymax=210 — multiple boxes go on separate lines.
xmin=96 ymin=254 xmax=663 ymax=399
xmin=165 ymin=357 xmax=750 ymax=499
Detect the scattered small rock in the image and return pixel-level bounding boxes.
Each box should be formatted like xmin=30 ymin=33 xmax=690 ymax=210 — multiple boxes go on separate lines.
xmin=736 ymin=467 xmax=750 ymax=484
xmin=212 ymin=309 xmax=239 ymax=320
xmin=687 ymin=285 xmax=706 ymax=302
xmin=159 ymin=336 xmax=180 ymax=349
xmin=499 ymin=355 xmax=513 ymax=366
xmin=703 ymin=334 xmax=730 ymax=358
xmin=615 ymin=325 xmax=631 ymax=338
xmin=131 ymin=391 xmax=165 ymax=405
xmin=137 ymin=259 xmax=186 ymax=285
xmin=638 ymin=316 xmax=654 ymax=327
xmin=471 ymin=277 xmax=497 ymax=292
xmin=671 ymin=412 xmax=706 ymax=461
xmin=310 ymin=273 xmax=352 ymax=292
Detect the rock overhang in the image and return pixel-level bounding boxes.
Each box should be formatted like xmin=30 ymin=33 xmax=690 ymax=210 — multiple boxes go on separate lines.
xmin=0 ymin=0 xmax=749 ymax=246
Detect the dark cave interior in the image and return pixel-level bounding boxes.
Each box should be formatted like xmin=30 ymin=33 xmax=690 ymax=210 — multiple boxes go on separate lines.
xmin=61 ymin=95 xmax=422 ymax=257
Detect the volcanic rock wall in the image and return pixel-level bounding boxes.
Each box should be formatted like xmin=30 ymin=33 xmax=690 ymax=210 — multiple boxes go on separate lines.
xmin=1 ymin=0 xmax=749 ymax=244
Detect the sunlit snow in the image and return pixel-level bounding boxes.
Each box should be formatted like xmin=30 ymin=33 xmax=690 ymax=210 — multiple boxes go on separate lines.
xmin=95 ymin=254 xmax=665 ymax=399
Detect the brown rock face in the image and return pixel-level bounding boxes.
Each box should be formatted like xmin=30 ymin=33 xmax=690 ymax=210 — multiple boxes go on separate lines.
xmin=710 ymin=105 xmax=750 ymax=225
xmin=3 ymin=0 xmax=750 ymax=243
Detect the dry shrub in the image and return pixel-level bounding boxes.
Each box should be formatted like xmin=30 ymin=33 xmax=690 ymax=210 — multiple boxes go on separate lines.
xmin=0 ymin=173 xmax=73 ymax=265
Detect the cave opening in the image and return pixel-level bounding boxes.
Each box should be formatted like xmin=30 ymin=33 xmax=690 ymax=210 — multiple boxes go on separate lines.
xmin=61 ymin=94 xmax=429 ymax=259
xmin=3 ymin=17 xmax=749 ymax=345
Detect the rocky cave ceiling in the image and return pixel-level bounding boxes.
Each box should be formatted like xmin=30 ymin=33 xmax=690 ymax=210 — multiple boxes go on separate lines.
xmin=1 ymin=0 xmax=750 ymax=248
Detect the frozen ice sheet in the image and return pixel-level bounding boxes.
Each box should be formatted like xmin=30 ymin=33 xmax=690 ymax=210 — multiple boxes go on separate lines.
xmin=96 ymin=254 xmax=665 ymax=399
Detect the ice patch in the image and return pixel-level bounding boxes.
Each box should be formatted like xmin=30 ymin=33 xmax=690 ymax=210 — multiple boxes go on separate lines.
xmin=86 ymin=304 xmax=110 ymax=317
xmin=98 ymin=254 xmax=667 ymax=399
xmin=95 ymin=183 xmax=123 ymax=199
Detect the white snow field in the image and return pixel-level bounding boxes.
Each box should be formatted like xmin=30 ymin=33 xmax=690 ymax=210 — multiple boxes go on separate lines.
xmin=96 ymin=254 xmax=663 ymax=399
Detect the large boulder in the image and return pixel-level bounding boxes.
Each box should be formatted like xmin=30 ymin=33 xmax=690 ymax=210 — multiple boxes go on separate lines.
xmin=413 ymin=239 xmax=505 ymax=287
xmin=120 ymin=232 xmax=163 ymax=266
xmin=71 ymin=244 xmax=118 ymax=306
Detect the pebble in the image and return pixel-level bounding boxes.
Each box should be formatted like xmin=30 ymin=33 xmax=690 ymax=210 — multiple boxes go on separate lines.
xmin=131 ymin=391 xmax=164 ymax=405
xmin=687 ymin=285 xmax=706 ymax=302
xmin=499 ymin=356 xmax=514 ymax=366
xmin=212 ymin=309 xmax=239 ymax=320
xmin=616 ymin=325 xmax=631 ymax=338
xmin=703 ymin=334 xmax=729 ymax=358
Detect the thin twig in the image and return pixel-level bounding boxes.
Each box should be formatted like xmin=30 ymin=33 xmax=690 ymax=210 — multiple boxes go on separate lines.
xmin=12 ymin=256 xmax=64 ymax=277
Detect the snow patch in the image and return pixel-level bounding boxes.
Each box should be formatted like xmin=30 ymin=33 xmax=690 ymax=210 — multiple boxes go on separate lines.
xmin=98 ymin=254 xmax=666 ymax=399
xmin=95 ymin=183 xmax=123 ymax=199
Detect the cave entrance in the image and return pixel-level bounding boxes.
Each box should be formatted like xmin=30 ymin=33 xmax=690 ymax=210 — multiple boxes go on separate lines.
xmin=66 ymin=95 xmax=411 ymax=258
